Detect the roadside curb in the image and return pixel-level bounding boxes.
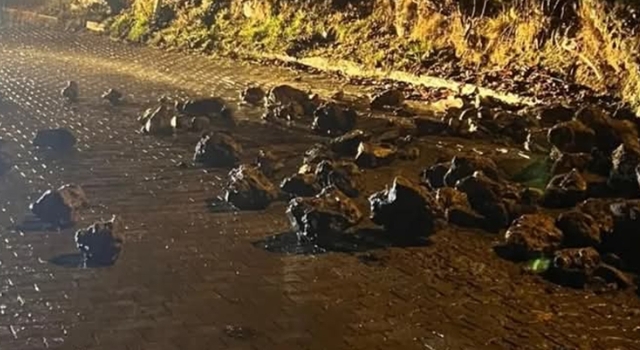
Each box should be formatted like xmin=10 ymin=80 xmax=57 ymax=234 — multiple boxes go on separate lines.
xmin=2 ymin=7 xmax=539 ymax=108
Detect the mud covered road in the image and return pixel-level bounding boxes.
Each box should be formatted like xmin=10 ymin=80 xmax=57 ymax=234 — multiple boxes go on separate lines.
xmin=1 ymin=27 xmax=640 ymax=350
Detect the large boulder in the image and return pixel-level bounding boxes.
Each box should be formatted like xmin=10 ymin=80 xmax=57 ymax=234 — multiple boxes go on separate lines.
xmin=286 ymin=186 xmax=363 ymax=242
xmin=369 ymin=176 xmax=441 ymax=240
xmin=355 ymin=142 xmax=397 ymax=168
xmin=30 ymin=184 xmax=88 ymax=227
xmin=224 ymin=165 xmax=279 ymax=210
xmin=443 ymin=155 xmax=501 ymax=187
xmin=75 ymin=216 xmax=123 ymax=266
xmin=193 ymin=133 xmax=242 ymax=168
xmin=312 ymin=102 xmax=357 ymax=136
xmin=543 ymin=169 xmax=587 ymax=208
xmin=503 ymin=214 xmax=563 ymax=260
xmin=33 ymin=128 xmax=77 ymax=151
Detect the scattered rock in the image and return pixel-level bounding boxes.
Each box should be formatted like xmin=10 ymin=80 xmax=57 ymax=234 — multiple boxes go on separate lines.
xmin=355 ymin=142 xmax=397 ymax=168
xmin=176 ymin=97 xmax=227 ymax=117
xmin=543 ymin=169 xmax=587 ymax=208
xmin=435 ymin=187 xmax=469 ymax=208
xmin=556 ymin=210 xmax=602 ymax=248
xmin=456 ymin=171 xmax=510 ymax=229
xmin=443 ymin=155 xmax=501 ymax=187
xmin=255 ymin=150 xmax=283 ymax=177
xmin=300 ymin=143 xmax=333 ymax=173
xmin=550 ymin=152 xmax=592 ymax=175
xmin=225 ymin=165 xmax=279 ymax=210
xmin=503 ymin=214 xmax=563 ymax=260
xmin=315 ymin=160 xmax=362 ymax=198
xmin=193 ymin=132 xmax=242 ymax=168
xmin=240 ymin=86 xmax=265 ymax=106
xmin=265 ymin=85 xmax=313 ymax=117
xmin=102 ymin=88 xmax=123 ymax=105
xmin=369 ymin=176 xmax=441 ymax=240
xmin=143 ymin=108 xmax=173 ymax=135
xmin=415 ymin=117 xmax=448 ymax=136
xmin=33 ymin=128 xmax=77 ymax=151
xmin=75 ymin=216 xmax=123 ymax=266
xmin=30 ymin=184 xmax=88 ymax=227
xmin=608 ymin=142 xmax=640 ymax=193
xmin=548 ymin=247 xmax=601 ymax=288
xmin=446 ymin=205 xmax=486 ymax=229
xmin=190 ymin=116 xmax=212 ymax=132
xmin=170 ymin=115 xmax=191 ymax=132
xmin=370 ymin=89 xmax=404 ymax=110
xmin=607 ymin=200 xmax=640 ymax=271
xmin=331 ymin=90 xmax=345 ymax=101
xmin=421 ymin=162 xmax=450 ymax=189
xmin=593 ymin=264 xmax=635 ymax=289
xmin=547 ymin=119 xmax=595 ymax=153
xmin=534 ymin=105 xmax=574 ymax=126
xmin=61 ymin=81 xmax=78 ymax=102
xmin=398 ymin=147 xmax=420 ymax=161
xmin=312 ymin=102 xmax=357 ymax=136
xmin=329 ymin=129 xmax=371 ymax=157
xmin=524 ymin=128 xmax=552 ymax=153
xmin=280 ymin=173 xmax=319 ymax=198
xmin=577 ymin=198 xmax=616 ymax=237
xmin=286 ymin=186 xmax=363 ymax=242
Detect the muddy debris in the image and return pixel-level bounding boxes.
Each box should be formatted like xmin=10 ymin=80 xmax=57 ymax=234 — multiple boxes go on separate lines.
xmin=240 ymin=86 xmax=265 ymax=106
xmin=329 ymin=129 xmax=371 ymax=157
xmin=503 ymin=214 xmax=563 ymax=261
xmin=255 ymin=150 xmax=283 ymax=177
xmin=224 ymin=165 xmax=279 ymax=210
xmin=61 ymin=81 xmax=78 ymax=103
xmin=543 ymin=169 xmax=588 ymax=208
xmin=33 ymin=128 xmax=77 ymax=151
xmin=315 ymin=160 xmax=363 ymax=198
xmin=193 ymin=132 xmax=242 ymax=168
xmin=369 ymin=176 xmax=441 ymax=241
xmin=102 ymin=88 xmax=123 ymax=105
xmin=312 ymin=102 xmax=357 ymax=136
xmin=75 ymin=216 xmax=123 ymax=266
xmin=280 ymin=173 xmax=320 ymax=198
xmin=355 ymin=142 xmax=397 ymax=168
xmin=286 ymin=186 xmax=363 ymax=242
xmin=370 ymin=89 xmax=404 ymax=110
xmin=30 ymin=184 xmax=88 ymax=227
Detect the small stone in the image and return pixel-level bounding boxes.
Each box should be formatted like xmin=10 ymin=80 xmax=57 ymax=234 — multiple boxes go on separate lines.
xmin=355 ymin=142 xmax=397 ymax=168
xmin=312 ymin=102 xmax=357 ymax=136
xmin=556 ymin=210 xmax=601 ymax=248
xmin=75 ymin=216 xmax=123 ymax=266
xmin=329 ymin=129 xmax=371 ymax=157
xmin=543 ymin=169 xmax=587 ymax=208
xmin=370 ymin=89 xmax=404 ymax=110
xmin=286 ymin=186 xmax=363 ymax=242
xmin=443 ymin=155 xmax=501 ymax=187
xmin=369 ymin=176 xmax=441 ymax=240
xmin=239 ymin=86 xmax=265 ymax=106
xmin=193 ymin=132 xmax=242 ymax=168
xmin=255 ymin=150 xmax=283 ymax=177
xmin=224 ymin=165 xmax=279 ymax=210
xmin=30 ymin=184 xmax=88 ymax=227
xmin=503 ymin=214 xmax=564 ymax=260
xmin=33 ymin=128 xmax=77 ymax=151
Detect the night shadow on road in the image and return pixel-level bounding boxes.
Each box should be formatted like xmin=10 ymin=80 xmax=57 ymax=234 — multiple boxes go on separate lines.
xmin=253 ymin=227 xmax=431 ymax=255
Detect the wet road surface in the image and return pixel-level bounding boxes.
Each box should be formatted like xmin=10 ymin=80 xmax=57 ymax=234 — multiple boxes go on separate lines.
xmin=1 ymin=27 xmax=640 ymax=350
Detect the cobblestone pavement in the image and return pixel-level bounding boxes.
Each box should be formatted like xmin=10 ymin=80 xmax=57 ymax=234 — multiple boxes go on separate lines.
xmin=1 ymin=27 xmax=640 ymax=350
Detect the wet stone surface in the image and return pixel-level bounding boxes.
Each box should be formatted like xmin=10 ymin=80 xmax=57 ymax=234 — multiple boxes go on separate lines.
xmin=1 ymin=27 xmax=640 ymax=350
